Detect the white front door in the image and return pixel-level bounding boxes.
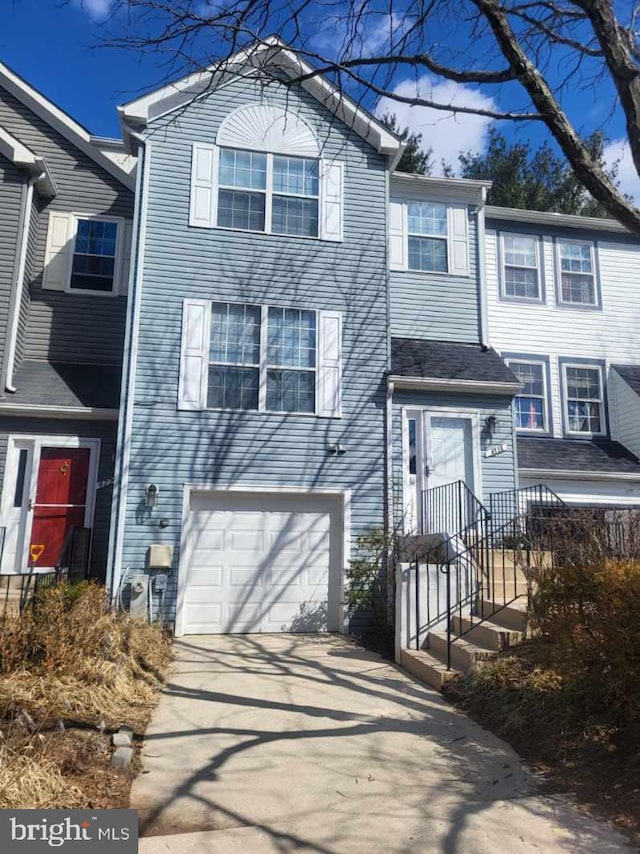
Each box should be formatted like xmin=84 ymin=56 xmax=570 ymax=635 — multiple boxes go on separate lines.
xmin=404 ymin=410 xmax=478 ymax=533
xmin=426 ymin=415 xmax=474 ymax=491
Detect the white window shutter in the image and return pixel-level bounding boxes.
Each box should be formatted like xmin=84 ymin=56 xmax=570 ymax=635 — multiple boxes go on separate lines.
xmin=178 ymin=299 xmax=210 ymax=410
xmin=318 ymin=310 xmax=343 ymax=417
xmin=389 ymin=200 xmax=407 ymax=270
xmin=448 ymin=205 xmax=469 ymax=276
xmin=189 ymin=143 xmax=218 ymax=228
xmin=119 ymin=220 xmax=133 ymax=296
xmin=42 ymin=212 xmax=74 ymax=291
xmin=320 ymin=160 xmax=344 ymax=242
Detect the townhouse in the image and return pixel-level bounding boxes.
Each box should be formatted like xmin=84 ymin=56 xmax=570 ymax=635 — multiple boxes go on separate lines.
xmin=2 ymin=42 xmax=640 ymax=638
xmin=485 ymin=207 xmax=640 ymax=506
xmin=0 ymin=62 xmax=134 ymax=579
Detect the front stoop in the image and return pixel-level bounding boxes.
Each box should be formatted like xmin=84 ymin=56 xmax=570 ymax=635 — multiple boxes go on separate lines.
xmin=401 ymin=596 xmax=529 ymax=692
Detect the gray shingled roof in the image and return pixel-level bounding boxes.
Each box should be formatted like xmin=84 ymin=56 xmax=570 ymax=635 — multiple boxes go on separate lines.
xmin=612 ymin=364 xmax=640 ymax=396
xmin=2 ymin=360 xmax=121 ymax=409
xmin=391 ymin=338 xmax=519 ymax=385
xmin=518 ymin=436 xmax=640 ymax=475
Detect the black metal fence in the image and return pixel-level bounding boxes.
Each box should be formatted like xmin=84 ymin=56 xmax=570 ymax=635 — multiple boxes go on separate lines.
xmin=412 ymin=483 xmax=640 ymax=669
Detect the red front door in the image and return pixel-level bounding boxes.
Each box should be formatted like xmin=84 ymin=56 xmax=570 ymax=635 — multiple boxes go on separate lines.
xmin=29 ymin=447 xmax=91 ymax=568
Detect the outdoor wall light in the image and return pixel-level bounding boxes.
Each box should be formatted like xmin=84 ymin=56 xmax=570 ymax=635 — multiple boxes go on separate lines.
xmin=484 ymin=415 xmax=497 ymax=436
xmin=145 ymin=483 xmax=159 ymax=509
xmin=327 ymin=442 xmax=347 ymax=455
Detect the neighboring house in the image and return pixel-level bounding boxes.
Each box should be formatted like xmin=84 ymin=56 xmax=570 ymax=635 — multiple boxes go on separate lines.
xmin=0 ymin=62 xmax=134 ymax=579
xmin=388 ymin=175 xmax=520 ymax=534
xmin=111 ymin=40 xmax=402 ymax=634
xmin=485 ymin=206 xmax=640 ymax=506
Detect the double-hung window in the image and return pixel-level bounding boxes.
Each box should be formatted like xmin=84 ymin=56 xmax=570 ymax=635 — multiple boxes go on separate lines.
xmin=266 ymin=308 xmax=316 ymax=413
xmin=562 ymin=364 xmax=605 ymax=435
xmin=217 ymin=148 xmax=320 ymax=237
xmin=70 ymin=219 xmax=119 ymax=293
xmin=407 ymin=202 xmax=448 ymax=273
xmin=557 ymin=241 xmax=597 ymax=307
xmin=42 ymin=212 xmax=129 ymax=296
xmin=507 ymin=360 xmax=548 ymax=432
xmin=208 ymin=303 xmax=261 ymax=410
xmin=501 ymin=235 xmax=540 ymax=300
xmin=181 ymin=300 xmax=341 ymax=416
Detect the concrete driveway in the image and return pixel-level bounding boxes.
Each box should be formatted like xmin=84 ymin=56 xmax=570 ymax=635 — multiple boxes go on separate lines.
xmin=133 ymin=634 xmax=632 ymax=853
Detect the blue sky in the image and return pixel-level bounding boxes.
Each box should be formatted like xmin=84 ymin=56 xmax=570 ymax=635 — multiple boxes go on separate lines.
xmin=2 ymin=0 xmax=638 ymax=197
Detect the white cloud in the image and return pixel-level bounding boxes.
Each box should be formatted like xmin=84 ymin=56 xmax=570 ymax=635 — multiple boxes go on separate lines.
xmin=376 ymin=75 xmax=497 ymax=174
xmin=603 ymin=137 xmax=640 ymax=202
xmin=73 ymin=0 xmax=114 ymax=22
xmin=359 ymin=13 xmax=408 ymax=57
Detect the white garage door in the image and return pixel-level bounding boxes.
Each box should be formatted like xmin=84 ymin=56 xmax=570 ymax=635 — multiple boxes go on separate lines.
xmin=179 ymin=490 xmax=342 ymax=635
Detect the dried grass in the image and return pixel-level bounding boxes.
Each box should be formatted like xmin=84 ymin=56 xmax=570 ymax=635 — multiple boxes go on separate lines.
xmin=0 ymin=582 xmax=172 ymax=808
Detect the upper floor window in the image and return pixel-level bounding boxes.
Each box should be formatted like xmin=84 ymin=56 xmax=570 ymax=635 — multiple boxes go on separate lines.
xmin=217 ymin=149 xmax=320 ymax=237
xmin=190 ymin=109 xmax=343 ymax=241
xmin=501 ymin=234 xmax=541 ymax=301
xmin=70 ymin=219 xmax=118 ymax=293
xmin=407 ymin=202 xmax=448 ymax=273
xmin=557 ymin=240 xmax=598 ymax=307
xmin=389 ymin=198 xmax=469 ymax=276
xmin=178 ymin=299 xmax=342 ymax=417
xmin=562 ymin=363 xmax=605 ymax=435
xmin=42 ymin=212 xmax=130 ymax=297
xmin=507 ymin=359 xmax=548 ymax=432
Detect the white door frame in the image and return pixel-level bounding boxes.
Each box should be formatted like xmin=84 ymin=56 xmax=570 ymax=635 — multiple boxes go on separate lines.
xmin=175 ymin=484 xmax=351 ymax=637
xmin=0 ymin=435 xmax=101 ymax=573
xmin=402 ymin=407 xmax=483 ymax=533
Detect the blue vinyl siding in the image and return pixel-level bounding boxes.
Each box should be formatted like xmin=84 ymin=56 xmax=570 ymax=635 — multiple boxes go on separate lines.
xmin=118 ymin=77 xmax=390 ymax=626
xmin=390 ymin=211 xmax=480 ymax=342
xmin=391 ymin=391 xmax=517 ymax=530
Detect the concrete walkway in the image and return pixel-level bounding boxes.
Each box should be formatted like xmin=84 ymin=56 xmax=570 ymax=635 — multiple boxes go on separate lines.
xmin=133 ymin=634 xmax=632 ymax=853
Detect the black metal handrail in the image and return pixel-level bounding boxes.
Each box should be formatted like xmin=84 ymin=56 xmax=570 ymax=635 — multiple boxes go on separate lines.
xmin=487 ymin=484 xmax=567 ymax=535
xmin=421 ymin=480 xmax=491 ymax=538
xmin=0 ymin=567 xmax=69 ymax=618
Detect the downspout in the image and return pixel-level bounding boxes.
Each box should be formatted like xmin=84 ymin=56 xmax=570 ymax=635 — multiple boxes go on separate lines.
xmin=107 ymin=134 xmax=150 ymax=599
xmin=476 ymin=186 xmax=489 ymax=349
xmin=4 ymin=175 xmax=37 ymax=392
xmin=386 ymin=380 xmax=395 ymax=542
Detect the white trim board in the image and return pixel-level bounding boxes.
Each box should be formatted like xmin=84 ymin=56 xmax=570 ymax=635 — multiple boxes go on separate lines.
xmin=389 ymin=376 xmax=522 ymax=395
xmin=0 ymin=404 xmax=119 ymax=421
xmin=520 ymin=467 xmax=640 ymax=482
xmin=120 ymin=37 xmax=401 ymax=163
xmin=0 ymin=61 xmax=134 ymax=190
xmin=176 ymin=484 xmax=351 ymax=637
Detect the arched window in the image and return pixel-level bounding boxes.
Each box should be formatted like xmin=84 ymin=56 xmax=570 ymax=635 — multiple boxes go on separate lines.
xmin=190 ymin=104 xmax=343 ymax=241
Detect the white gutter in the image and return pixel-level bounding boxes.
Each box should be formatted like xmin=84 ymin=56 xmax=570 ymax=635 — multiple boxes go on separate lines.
xmin=485 ymin=205 xmax=631 ymax=235
xmin=388 ymin=375 xmax=522 ymax=395
xmin=476 ymin=187 xmax=489 ymax=349
xmin=521 ymin=467 xmax=640 ymax=482
xmin=107 ymin=133 xmax=150 ymax=598
xmin=0 ymin=403 xmax=118 ymax=420
xmin=4 ymin=176 xmax=36 ymax=393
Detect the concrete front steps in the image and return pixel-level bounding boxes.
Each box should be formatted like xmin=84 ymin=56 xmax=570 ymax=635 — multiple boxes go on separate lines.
xmin=401 ymin=596 xmax=528 ymax=691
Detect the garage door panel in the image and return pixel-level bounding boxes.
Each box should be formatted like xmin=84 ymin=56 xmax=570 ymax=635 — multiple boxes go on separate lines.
xmin=182 ymin=492 xmax=340 ymax=635
xmin=188 ymin=567 xmax=223 ymax=587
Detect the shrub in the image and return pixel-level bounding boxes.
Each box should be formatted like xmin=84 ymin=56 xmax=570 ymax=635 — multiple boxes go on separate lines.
xmin=345 ymin=527 xmax=396 ymax=633
xmin=531 ymin=555 xmax=640 ymax=727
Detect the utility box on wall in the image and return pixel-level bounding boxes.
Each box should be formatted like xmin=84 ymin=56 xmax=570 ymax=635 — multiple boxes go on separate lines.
xmin=146 ymin=544 xmax=173 ymax=569
xmin=128 ymin=573 xmax=149 ymax=620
